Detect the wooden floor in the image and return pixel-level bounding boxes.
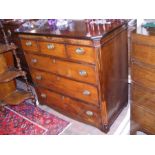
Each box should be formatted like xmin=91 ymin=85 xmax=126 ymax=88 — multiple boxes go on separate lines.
xmin=17 ymin=80 xmax=130 ymax=135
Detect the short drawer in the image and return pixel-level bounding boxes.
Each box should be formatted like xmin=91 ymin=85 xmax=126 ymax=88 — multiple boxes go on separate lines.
xmin=131 ymin=84 xmax=155 ymax=112
xmin=31 ymin=69 xmax=98 ymax=105
xmin=66 ymin=45 xmax=96 ymax=64
xmin=21 ymin=39 xmax=38 ymax=52
xmin=131 ymin=62 xmax=155 ymax=90
xmin=39 ymin=41 xmax=67 ymax=58
xmin=36 ymin=87 xmax=101 ymax=128
xmin=131 ymin=43 xmax=155 ymax=66
xmin=25 ymin=53 xmax=97 ymax=84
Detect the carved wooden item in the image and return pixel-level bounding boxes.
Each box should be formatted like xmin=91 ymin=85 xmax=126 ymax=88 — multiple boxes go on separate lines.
xmin=17 ymin=20 xmax=128 ymax=132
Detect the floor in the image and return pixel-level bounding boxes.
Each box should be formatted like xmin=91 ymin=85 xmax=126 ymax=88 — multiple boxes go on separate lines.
xmin=17 ymin=80 xmax=130 ymax=135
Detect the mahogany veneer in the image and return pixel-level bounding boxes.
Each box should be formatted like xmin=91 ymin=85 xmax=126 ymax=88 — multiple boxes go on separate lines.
xmin=17 ymin=20 xmax=128 ymax=132
xmin=131 ymin=27 xmax=155 ymax=135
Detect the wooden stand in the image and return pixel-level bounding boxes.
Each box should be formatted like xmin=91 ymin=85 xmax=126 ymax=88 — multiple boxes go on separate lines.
xmin=0 ymin=43 xmax=35 ymax=110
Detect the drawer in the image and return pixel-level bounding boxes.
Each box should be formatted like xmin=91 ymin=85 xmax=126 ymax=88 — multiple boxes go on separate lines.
xmin=39 ymin=41 xmax=67 ymax=58
xmin=36 ymin=87 xmax=101 ymax=127
xmin=132 ymin=104 xmax=155 ymax=134
xmin=66 ymin=45 xmax=96 ymax=64
xmin=131 ymin=84 xmax=155 ymax=112
xmin=131 ymin=62 xmax=155 ymax=90
xmin=31 ymin=69 xmax=98 ymax=105
xmin=21 ymin=39 xmax=38 ymax=52
xmin=132 ymin=43 xmax=155 ymax=66
xmin=25 ymin=53 xmax=97 ymax=84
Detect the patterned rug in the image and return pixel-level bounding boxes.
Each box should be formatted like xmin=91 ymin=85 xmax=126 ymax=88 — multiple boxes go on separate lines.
xmin=0 ymin=102 xmax=70 ymax=135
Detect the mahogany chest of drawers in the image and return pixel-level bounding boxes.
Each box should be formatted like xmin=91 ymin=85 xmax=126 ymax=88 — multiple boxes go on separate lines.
xmin=131 ymin=27 xmax=155 ymax=134
xmin=17 ymin=20 xmax=128 ymax=132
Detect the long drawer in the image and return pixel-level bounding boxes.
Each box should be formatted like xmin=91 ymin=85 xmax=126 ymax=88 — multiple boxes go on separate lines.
xmin=131 ymin=43 xmax=155 ymax=66
xmin=25 ymin=53 xmax=97 ymax=84
xmin=131 ymin=84 xmax=155 ymax=112
xmin=36 ymin=87 xmax=101 ymax=128
xmin=31 ymin=69 xmax=98 ymax=105
xmin=131 ymin=62 xmax=155 ymax=90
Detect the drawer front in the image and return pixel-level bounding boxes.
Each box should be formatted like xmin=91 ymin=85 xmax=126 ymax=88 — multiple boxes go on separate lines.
xmin=25 ymin=53 xmax=97 ymax=84
xmin=132 ymin=104 xmax=155 ymax=134
xmin=66 ymin=45 xmax=96 ymax=64
xmin=131 ymin=63 xmax=155 ymax=90
xmin=31 ymin=69 xmax=98 ymax=105
xmin=132 ymin=43 xmax=155 ymax=66
xmin=21 ymin=39 xmax=38 ymax=52
xmin=131 ymin=84 xmax=155 ymax=112
xmin=36 ymin=87 xmax=101 ymax=127
xmin=39 ymin=41 xmax=67 ymax=58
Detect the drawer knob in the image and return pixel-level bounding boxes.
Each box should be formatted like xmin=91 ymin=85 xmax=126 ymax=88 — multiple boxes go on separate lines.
xmin=83 ymin=90 xmax=91 ymax=96
xmin=36 ymin=75 xmax=42 ymax=80
xmin=41 ymin=93 xmax=47 ymax=99
xmin=26 ymin=41 xmax=32 ymax=46
xmin=79 ymin=70 xmax=87 ymax=76
xmin=47 ymin=44 xmax=54 ymax=49
xmin=86 ymin=110 xmax=94 ymax=116
xmin=75 ymin=48 xmax=85 ymax=55
xmin=31 ymin=58 xmax=37 ymax=63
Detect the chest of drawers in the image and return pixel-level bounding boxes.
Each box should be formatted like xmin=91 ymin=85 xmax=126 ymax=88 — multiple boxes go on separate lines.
xmin=17 ymin=20 xmax=128 ymax=132
xmin=131 ymin=27 xmax=155 ymax=134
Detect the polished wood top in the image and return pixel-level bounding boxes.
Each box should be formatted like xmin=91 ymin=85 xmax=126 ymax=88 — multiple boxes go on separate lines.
xmin=1 ymin=19 xmax=27 ymax=26
xmin=15 ymin=20 xmax=126 ymax=40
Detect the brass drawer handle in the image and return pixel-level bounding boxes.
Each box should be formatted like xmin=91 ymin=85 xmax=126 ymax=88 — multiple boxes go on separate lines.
xmin=75 ymin=48 xmax=85 ymax=55
xmin=41 ymin=93 xmax=47 ymax=99
xmin=26 ymin=41 xmax=32 ymax=46
xmin=86 ymin=110 xmax=94 ymax=116
xmin=47 ymin=44 xmax=54 ymax=49
xmin=31 ymin=58 xmax=37 ymax=63
xmin=83 ymin=90 xmax=91 ymax=96
xmin=36 ymin=75 xmax=42 ymax=80
xmin=79 ymin=70 xmax=87 ymax=76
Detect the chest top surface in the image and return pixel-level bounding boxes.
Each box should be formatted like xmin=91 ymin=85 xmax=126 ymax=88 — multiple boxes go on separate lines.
xmin=15 ymin=20 xmax=126 ymax=40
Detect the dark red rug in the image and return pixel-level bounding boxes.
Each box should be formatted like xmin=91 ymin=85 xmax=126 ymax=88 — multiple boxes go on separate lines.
xmin=0 ymin=102 xmax=70 ymax=135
